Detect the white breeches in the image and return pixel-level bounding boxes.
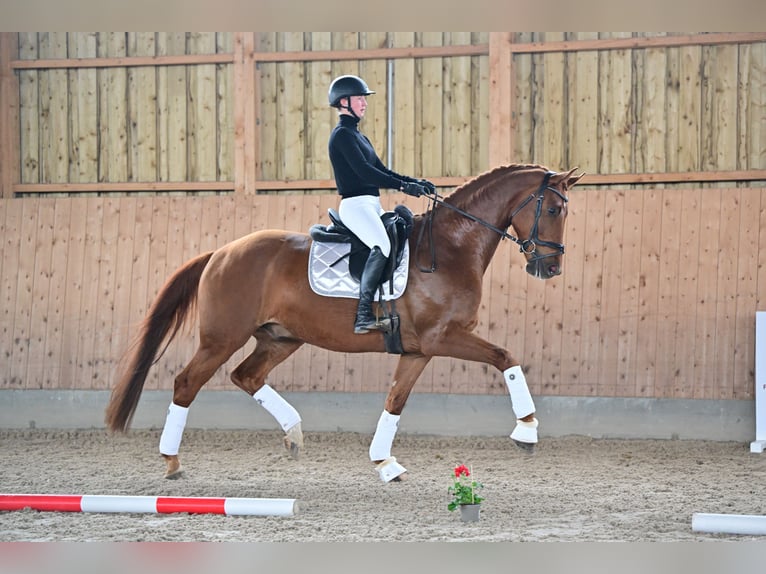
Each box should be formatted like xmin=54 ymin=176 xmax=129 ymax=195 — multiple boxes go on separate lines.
xmin=339 ymin=195 xmax=390 ymax=257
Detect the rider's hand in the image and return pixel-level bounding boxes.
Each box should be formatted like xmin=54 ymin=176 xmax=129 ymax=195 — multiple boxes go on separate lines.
xmin=401 ymin=181 xmax=426 ymax=197
xmin=417 ymin=179 xmax=436 ymax=194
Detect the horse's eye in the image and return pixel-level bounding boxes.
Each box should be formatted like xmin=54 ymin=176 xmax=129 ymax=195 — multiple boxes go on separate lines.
xmin=547 ymin=206 xmax=559 ymax=216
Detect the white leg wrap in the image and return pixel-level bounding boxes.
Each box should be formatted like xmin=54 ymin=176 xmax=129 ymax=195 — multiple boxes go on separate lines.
xmin=369 ymin=410 xmax=400 ymax=461
xmin=504 ymin=365 xmax=536 ymax=419
xmin=375 ymin=457 xmax=407 ymax=482
xmin=159 ymin=402 xmax=188 ymax=456
xmin=253 ymin=384 xmax=302 ymax=432
xmin=511 ymin=418 xmax=539 ymax=444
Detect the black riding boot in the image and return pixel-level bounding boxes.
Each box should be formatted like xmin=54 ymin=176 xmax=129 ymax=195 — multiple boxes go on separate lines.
xmin=354 ymin=246 xmax=391 ymax=334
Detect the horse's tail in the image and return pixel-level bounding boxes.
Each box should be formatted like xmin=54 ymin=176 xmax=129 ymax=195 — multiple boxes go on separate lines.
xmin=105 ymin=251 xmax=215 ymax=433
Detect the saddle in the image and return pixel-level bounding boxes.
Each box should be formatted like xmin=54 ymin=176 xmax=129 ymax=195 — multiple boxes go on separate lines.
xmin=309 ymin=204 xmax=413 ymax=287
xmin=308 ymin=205 xmax=414 ymax=355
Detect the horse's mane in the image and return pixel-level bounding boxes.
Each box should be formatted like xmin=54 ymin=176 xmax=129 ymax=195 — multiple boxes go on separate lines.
xmin=445 ymin=163 xmax=547 ymax=210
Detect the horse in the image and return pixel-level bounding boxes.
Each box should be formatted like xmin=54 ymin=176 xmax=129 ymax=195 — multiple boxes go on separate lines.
xmin=105 ymin=163 xmax=584 ymax=482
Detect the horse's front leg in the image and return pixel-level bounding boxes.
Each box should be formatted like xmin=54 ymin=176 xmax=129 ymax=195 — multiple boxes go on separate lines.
xmin=370 ymin=353 xmax=432 ymax=482
xmin=421 ymin=330 xmax=538 ymax=452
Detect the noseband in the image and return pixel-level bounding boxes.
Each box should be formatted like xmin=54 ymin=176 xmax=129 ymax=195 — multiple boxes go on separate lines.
xmin=415 ymin=170 xmax=568 ymax=272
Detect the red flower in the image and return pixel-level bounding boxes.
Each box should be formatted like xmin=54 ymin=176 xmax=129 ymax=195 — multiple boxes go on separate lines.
xmin=454 ymin=464 xmax=470 ymax=478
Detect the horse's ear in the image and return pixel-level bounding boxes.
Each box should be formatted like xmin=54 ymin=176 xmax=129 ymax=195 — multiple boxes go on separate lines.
xmin=559 ymin=167 xmax=584 ymax=188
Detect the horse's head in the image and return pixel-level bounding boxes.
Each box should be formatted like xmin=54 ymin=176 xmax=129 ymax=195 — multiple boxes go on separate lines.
xmin=510 ymin=167 xmax=584 ymax=280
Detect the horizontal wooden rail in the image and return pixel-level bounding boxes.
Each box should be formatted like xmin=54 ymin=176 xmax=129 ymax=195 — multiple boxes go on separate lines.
xmin=11 ymin=53 xmax=235 ymax=70
xmin=510 ymin=32 xmax=766 ymax=54
xmin=12 ymin=170 xmax=766 ymax=195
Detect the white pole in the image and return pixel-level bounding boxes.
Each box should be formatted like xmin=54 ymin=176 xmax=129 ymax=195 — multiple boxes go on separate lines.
xmin=751 ymin=312 xmax=766 ymax=453
xmin=692 ymin=513 xmax=766 ymax=535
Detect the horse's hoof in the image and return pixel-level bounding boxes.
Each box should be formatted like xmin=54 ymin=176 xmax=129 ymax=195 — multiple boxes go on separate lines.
xmin=375 ymin=457 xmax=407 ymax=482
xmin=162 ymin=454 xmax=183 ymax=479
xmin=283 ymin=423 xmax=304 ymax=460
xmin=512 ymin=439 xmax=536 ymax=455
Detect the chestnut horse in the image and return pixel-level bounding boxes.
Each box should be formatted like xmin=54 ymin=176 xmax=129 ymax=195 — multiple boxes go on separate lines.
xmin=105 ymin=163 xmax=583 ymax=482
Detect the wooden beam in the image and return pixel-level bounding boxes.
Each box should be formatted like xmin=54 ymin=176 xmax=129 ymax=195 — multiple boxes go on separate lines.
xmin=233 ymin=33 xmax=257 ymax=195
xmin=0 ymin=33 xmax=20 ymax=199
xmin=488 ymin=32 xmax=513 ymax=166
xmin=509 ymin=32 xmax=766 ymax=55
xmin=252 ymin=44 xmax=488 ymax=63
xmin=13 ymin=170 xmax=766 ymax=195
xmin=11 ymin=53 xmax=234 ymax=70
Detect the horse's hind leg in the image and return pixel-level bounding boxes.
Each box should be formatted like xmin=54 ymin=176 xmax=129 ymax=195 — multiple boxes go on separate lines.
xmin=230 ymin=330 xmax=305 ymax=458
xmin=160 ymin=342 xmax=237 ymax=479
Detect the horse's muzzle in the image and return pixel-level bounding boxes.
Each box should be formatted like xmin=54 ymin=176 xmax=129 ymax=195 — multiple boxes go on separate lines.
xmin=526 ymin=257 xmax=562 ymax=280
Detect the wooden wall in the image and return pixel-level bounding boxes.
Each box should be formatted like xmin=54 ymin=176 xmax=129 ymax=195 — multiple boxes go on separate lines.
xmin=1 ymin=32 xmax=765 ymax=402
xmin=1 ymin=186 xmax=764 ymax=400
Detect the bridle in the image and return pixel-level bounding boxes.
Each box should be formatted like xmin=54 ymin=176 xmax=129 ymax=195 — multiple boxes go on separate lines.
xmin=415 ymin=170 xmax=569 ymax=273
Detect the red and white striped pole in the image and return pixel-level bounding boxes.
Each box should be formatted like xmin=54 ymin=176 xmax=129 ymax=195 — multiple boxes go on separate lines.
xmin=0 ymin=494 xmax=301 ymax=516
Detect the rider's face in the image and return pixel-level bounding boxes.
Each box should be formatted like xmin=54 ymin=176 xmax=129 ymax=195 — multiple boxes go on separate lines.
xmin=345 ymin=95 xmax=367 ymax=117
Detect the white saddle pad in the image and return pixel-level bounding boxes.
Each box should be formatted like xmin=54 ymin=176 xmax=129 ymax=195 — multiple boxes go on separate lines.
xmin=308 ymin=241 xmax=409 ymax=301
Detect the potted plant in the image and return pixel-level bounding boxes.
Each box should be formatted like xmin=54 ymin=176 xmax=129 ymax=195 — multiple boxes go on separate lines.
xmin=447 ymin=464 xmax=484 ymax=522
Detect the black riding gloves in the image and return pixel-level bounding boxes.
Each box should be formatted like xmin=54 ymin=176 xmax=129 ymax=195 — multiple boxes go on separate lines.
xmin=401 ymin=181 xmax=426 ymax=197
xmin=417 ymin=179 xmax=436 ymax=194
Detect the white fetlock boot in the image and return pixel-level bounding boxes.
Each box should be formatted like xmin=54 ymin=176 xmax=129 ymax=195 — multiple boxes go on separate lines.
xmin=375 ymin=457 xmax=407 ymax=482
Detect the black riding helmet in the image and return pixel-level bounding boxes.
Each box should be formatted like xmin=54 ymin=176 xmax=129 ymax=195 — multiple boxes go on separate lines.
xmin=328 ymin=75 xmax=375 ymax=111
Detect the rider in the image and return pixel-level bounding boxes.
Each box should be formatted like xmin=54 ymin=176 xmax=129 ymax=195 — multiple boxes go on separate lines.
xmin=327 ymin=74 xmax=435 ymax=334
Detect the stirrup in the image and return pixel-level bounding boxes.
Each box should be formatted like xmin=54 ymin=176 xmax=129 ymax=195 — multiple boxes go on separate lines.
xmin=354 ymin=316 xmax=391 ymax=334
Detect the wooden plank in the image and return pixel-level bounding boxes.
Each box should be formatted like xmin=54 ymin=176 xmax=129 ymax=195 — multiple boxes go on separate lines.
xmin=392 ymin=32 xmax=415 ymax=177
xmin=0 ymin=33 xmax=20 ymax=198
xmin=712 ymin=189 xmax=740 ymax=399
xmin=594 ymin=189 xmax=625 ymax=397
xmin=107 ymin=196 xmax=138 ymax=390
xmin=615 ymin=189 xmax=643 ymax=395
xmin=741 ymin=42 xmax=766 ymax=171
xmin=91 ymin=197 xmax=120 ymax=389
xmin=633 ymin=189 xmax=662 ymax=397
xmin=18 ymin=33 xmax=39 ymax=185
xmin=216 ymin=33 xmax=234 ymax=182
xmin=692 ymin=189 xmax=721 ymax=399
xmin=512 ymin=33 xmax=534 ymax=160
xmin=559 ymin=189 xmax=586 ymax=395
xmin=598 ymin=32 xmax=633 ymax=174
xmin=68 ymin=32 xmax=98 ymax=184
xmin=58 ymin=197 xmax=87 ymax=387
xmin=187 ymin=32 xmax=218 ymax=183
xmin=665 ymin=41 xmax=703 ymax=172
xmin=577 ymin=189 xmax=605 ymax=394
xmin=41 ymin=198 xmax=71 ymax=388
xmin=702 ymin=44 xmax=739 ymax=173
xmin=359 ymin=32 xmax=388 ymax=173
xmin=233 ymin=32 xmax=257 ymax=193
xmin=98 ymin=33 xmax=128 ymax=184
xmin=732 ymin=188 xmax=760 ymax=398
xmin=11 ymin=198 xmax=39 ymax=387
xmin=306 ymin=33 xmax=332 ymax=181
xmin=257 ymin=33 xmax=278 ymax=181
xmin=636 ymin=33 xmax=667 ymax=173
xmin=541 ymin=32 xmax=565 ymax=168
xmin=568 ymin=32 xmax=599 ymax=187
xmin=671 ymin=188 xmax=702 ymax=397
xmin=653 ymin=189 xmax=683 ymax=398
xmin=472 ymin=32 xmax=490 ymax=172
xmin=445 ymin=32 xmax=472 ymax=177
xmin=488 ymin=32 xmax=512 ymax=166
xmin=279 ymin=33 xmax=305 ymax=181
xmin=127 ymin=33 xmax=158 ymax=183
xmin=12 ymin=53 xmax=235 ymax=69
xmin=156 ymin=32 xmax=188 ymax=183
xmin=0 ymin=199 xmax=23 ymax=386
xmin=38 ymin=33 xmax=69 ymax=185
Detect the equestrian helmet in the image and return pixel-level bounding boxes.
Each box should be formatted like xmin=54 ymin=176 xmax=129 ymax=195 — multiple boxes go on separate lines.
xmin=328 ymin=75 xmax=375 ymax=107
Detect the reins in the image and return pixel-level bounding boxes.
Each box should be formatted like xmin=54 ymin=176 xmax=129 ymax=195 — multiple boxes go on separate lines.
xmin=414 ymin=170 xmax=568 ymax=273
